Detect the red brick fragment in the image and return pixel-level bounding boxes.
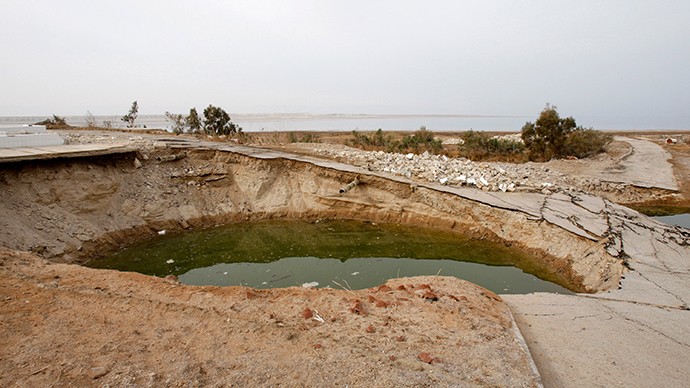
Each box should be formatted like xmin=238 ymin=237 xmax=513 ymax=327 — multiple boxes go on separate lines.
xmin=301 ymin=308 xmax=313 ymax=319
xmin=349 ymin=299 xmax=367 ymax=316
xmin=418 ymin=352 xmax=433 ymax=363
xmin=366 ymin=325 xmax=376 ymax=333
xmin=417 ymin=352 xmax=442 ymax=364
xmin=422 ymin=290 xmax=439 ymax=301
xmin=377 ymin=285 xmax=392 ymax=292
xmin=375 ymin=300 xmax=389 ymax=308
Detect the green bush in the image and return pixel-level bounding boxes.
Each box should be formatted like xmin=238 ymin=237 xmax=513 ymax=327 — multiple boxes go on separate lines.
xmin=399 ymin=127 xmax=443 ymax=154
xmin=460 ymin=130 xmax=525 ymax=160
xmin=288 ymin=132 xmax=321 ymax=143
xmin=350 ymin=127 xmax=443 ymax=154
xmin=203 ymin=105 xmax=240 ymax=136
xmin=564 ymin=129 xmax=612 ymax=159
xmin=522 ymin=104 xmax=609 ymax=161
xmin=350 ymin=128 xmax=390 ymax=148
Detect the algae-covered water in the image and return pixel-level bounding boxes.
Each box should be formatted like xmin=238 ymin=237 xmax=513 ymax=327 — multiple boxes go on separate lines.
xmin=88 ymin=220 xmax=574 ymax=294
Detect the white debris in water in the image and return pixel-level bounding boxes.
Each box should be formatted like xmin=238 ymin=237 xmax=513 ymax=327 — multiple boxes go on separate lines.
xmin=302 ymin=281 xmax=319 ymax=288
xmin=351 ymin=272 xmax=360 ymax=276
xmin=166 ymin=259 xmax=174 ymax=264
xmin=262 ymin=282 xmax=268 ymax=285
xmin=223 ymin=272 xmax=228 ymax=275
xmin=158 ymin=230 xmax=166 ymax=235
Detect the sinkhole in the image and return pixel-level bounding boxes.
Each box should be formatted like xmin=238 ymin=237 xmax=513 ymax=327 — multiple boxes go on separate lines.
xmin=87 ymin=219 xmax=574 ymax=294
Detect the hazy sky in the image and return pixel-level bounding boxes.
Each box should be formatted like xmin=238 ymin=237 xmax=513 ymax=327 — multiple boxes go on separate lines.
xmin=2 ymin=1 xmax=689 ymax=123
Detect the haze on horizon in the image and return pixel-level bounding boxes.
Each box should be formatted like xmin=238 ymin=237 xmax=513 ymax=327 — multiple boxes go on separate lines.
xmin=1 ymin=1 xmax=689 ymax=128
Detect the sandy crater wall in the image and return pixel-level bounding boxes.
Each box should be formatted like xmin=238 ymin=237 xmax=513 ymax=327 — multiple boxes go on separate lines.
xmin=0 ymin=148 xmax=623 ymax=292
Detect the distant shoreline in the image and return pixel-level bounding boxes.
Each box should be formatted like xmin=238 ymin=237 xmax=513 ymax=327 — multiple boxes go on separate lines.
xmin=1 ymin=113 xmax=688 ymax=132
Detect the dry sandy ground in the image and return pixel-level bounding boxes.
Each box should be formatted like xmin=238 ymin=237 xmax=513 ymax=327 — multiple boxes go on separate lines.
xmin=0 ymin=249 xmax=540 ymax=387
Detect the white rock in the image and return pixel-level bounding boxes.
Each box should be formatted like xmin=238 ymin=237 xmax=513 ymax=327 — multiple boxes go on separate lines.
xmin=479 ymin=176 xmax=489 ymax=186
xmin=406 ymin=153 xmax=414 ymax=160
xmin=439 ymin=177 xmax=449 ymax=185
xmin=158 ymin=230 xmax=166 ymax=235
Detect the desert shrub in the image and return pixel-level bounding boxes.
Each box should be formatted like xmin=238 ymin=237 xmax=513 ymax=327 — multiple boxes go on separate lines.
xmin=522 ymin=104 xmax=609 ymax=161
xmin=399 ymin=126 xmax=443 ymax=154
xmin=350 ymin=127 xmax=443 ymax=154
xmin=350 ymin=128 xmax=390 ymax=148
xmin=460 ymin=130 xmax=525 ymax=161
xmin=288 ymin=132 xmax=321 ymax=143
xmin=35 ymin=115 xmax=71 ymax=129
xmin=564 ymin=129 xmax=612 ymax=159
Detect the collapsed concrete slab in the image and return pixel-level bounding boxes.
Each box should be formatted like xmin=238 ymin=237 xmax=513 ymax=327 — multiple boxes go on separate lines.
xmin=0 ymin=125 xmax=64 ymax=148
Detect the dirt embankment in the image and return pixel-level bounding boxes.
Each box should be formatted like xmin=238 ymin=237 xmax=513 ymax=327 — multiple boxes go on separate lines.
xmin=0 ymin=249 xmax=540 ymax=387
xmin=0 ymin=147 xmax=620 ymax=292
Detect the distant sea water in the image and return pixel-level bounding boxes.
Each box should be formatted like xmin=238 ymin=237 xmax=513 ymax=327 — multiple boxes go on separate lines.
xmin=1 ymin=113 xmax=688 ymax=132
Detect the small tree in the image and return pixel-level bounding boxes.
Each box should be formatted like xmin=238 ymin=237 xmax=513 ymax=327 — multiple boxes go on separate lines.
xmin=121 ymin=100 xmax=139 ymax=128
xmin=85 ymin=111 xmax=97 ymax=128
xmin=521 ymin=104 xmax=577 ymax=161
xmin=186 ymin=107 xmax=202 ymax=134
xmin=165 ymin=111 xmax=187 ymax=134
xmin=203 ymin=104 xmax=238 ymax=136
xmin=522 ymin=104 xmax=611 ymax=161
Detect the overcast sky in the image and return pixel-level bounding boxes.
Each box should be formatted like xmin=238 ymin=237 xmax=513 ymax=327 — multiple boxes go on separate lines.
xmin=1 ymin=1 xmax=689 ymax=124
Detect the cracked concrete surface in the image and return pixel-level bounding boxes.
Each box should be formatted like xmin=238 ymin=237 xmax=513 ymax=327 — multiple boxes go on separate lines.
xmin=595 ymin=136 xmax=679 ymax=191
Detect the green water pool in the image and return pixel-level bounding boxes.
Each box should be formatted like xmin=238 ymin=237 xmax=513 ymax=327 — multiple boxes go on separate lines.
xmin=87 ymin=219 xmax=574 ymax=294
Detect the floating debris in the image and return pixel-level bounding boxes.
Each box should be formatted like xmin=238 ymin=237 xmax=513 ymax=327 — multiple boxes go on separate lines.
xmin=166 ymin=259 xmax=174 ymax=264
xmin=302 ymin=281 xmax=319 ymax=288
